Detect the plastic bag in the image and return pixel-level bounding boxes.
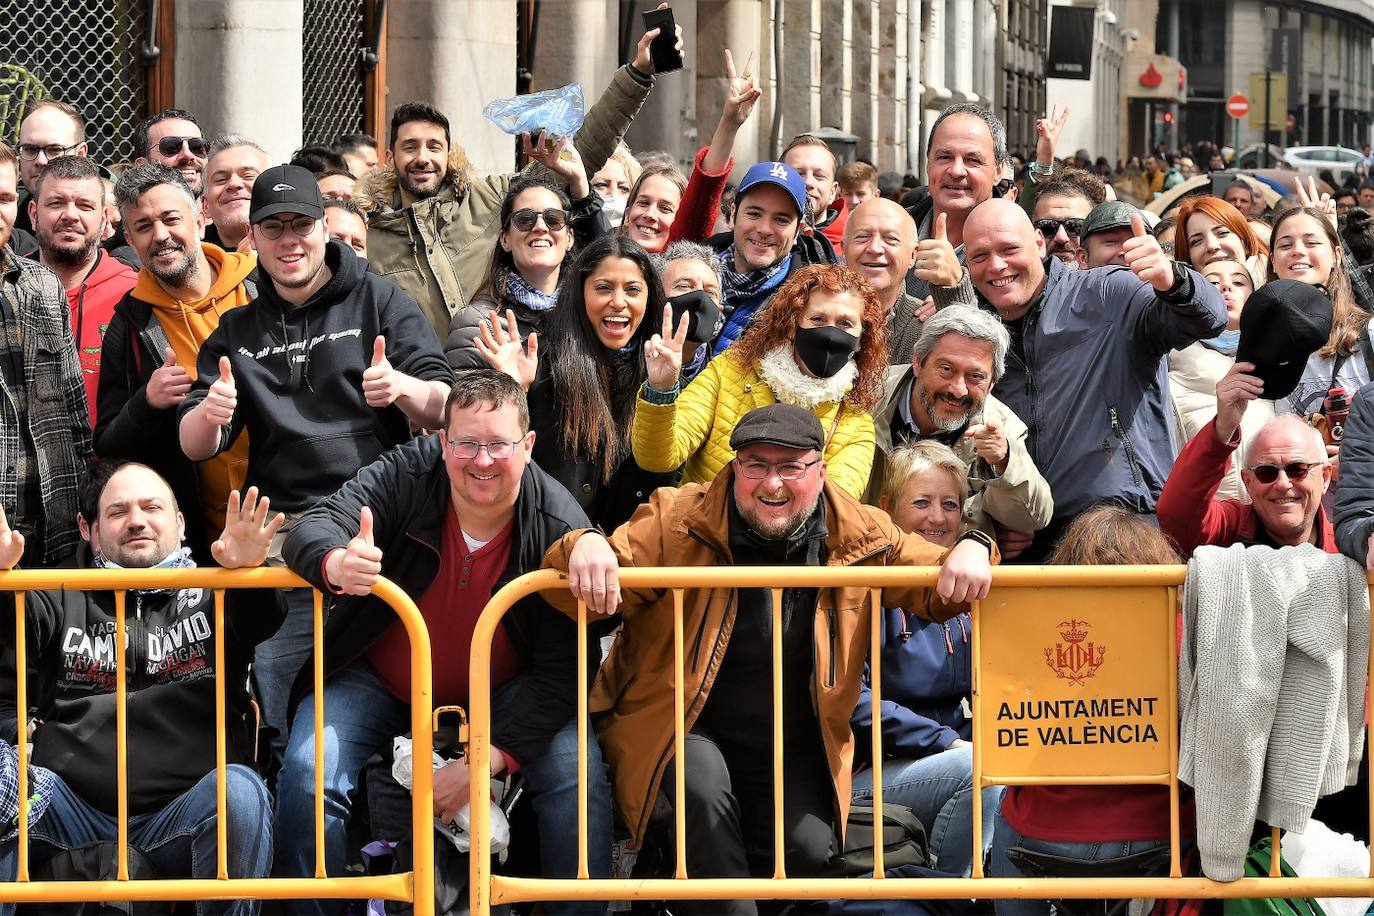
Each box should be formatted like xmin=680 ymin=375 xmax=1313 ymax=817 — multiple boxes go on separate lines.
xmin=391 ymin=736 xmax=510 ymax=854
xmin=1280 ymin=818 xmax=1371 ymax=916
xmin=483 ymin=82 xmax=585 ymax=138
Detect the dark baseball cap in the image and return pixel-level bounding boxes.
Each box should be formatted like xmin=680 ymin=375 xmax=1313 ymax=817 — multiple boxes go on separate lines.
xmin=1080 ymin=201 xmax=1138 ymax=240
xmin=1235 ymin=280 xmax=1333 ymax=400
xmin=734 ymin=161 xmax=808 ymax=219
xmin=249 ymin=164 xmax=324 ymax=224
xmin=729 ymin=403 xmax=825 ymax=453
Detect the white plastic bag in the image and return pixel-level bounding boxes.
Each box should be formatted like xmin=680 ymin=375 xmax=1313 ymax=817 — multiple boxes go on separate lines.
xmin=1280 ymin=817 xmax=1371 ymax=916
xmin=391 ymin=736 xmax=510 ymax=855
xmin=482 ymin=82 xmax=585 ymax=137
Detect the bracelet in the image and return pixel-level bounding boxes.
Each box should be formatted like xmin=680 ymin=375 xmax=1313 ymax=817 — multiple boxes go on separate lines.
xmin=1029 ymin=161 xmax=1053 ymax=176
xmin=640 ymin=380 xmax=680 ymax=405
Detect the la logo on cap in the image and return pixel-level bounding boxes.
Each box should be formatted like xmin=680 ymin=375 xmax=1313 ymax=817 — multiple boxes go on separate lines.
xmin=770 ymin=163 xmax=787 ymax=179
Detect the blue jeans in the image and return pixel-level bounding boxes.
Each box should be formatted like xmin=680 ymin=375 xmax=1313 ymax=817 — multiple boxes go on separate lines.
xmin=987 ymin=813 xmax=1169 ymax=915
xmin=253 ymin=586 xmax=316 ymax=764
xmin=274 ymin=660 xmax=612 ymax=915
xmin=0 ymin=764 xmax=272 ymax=916
xmin=851 ymin=745 xmax=1002 ymax=877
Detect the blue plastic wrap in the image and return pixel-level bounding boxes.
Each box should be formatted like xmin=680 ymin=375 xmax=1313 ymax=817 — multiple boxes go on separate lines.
xmin=482 ymin=82 xmax=586 ymax=137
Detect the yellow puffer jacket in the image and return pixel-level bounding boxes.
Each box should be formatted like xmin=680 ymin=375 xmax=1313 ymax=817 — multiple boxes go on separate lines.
xmin=631 ymin=352 xmax=876 ymax=498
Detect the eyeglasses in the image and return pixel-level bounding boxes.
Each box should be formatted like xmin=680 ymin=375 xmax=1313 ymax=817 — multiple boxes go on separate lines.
xmin=737 ymin=458 xmax=821 ymax=480
xmin=256 ymin=216 xmax=318 ymax=240
xmin=506 ymin=207 xmax=569 ymax=232
xmin=17 ymin=143 xmax=80 ymax=161
xmin=156 ymin=136 xmax=210 ymax=159
xmin=1032 ymin=217 xmax=1085 ymax=238
xmin=448 ymin=439 xmax=518 ymax=460
xmin=1247 ymin=461 xmax=1325 ymax=484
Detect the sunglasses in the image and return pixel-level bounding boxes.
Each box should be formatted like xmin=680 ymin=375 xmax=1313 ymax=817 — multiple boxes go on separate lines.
xmin=257 ymin=215 xmax=318 ymax=240
xmin=506 ymin=207 xmax=568 ymax=232
xmin=156 ymin=136 xmax=210 ymax=159
xmin=1032 ymin=217 xmax=1085 ymax=238
xmin=1247 ymin=461 xmax=1325 ymax=484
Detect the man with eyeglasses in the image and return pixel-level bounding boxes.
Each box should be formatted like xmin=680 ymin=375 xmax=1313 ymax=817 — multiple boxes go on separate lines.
xmin=279 ymin=369 xmax=609 ymax=916
xmin=177 ymin=163 xmax=451 ymax=767
xmin=1029 ymin=169 xmax=1102 ymax=267
xmin=548 ymin=403 xmax=994 ymax=912
xmin=133 ymin=109 xmax=208 ymax=196
xmin=14 ymin=100 xmax=89 ymax=243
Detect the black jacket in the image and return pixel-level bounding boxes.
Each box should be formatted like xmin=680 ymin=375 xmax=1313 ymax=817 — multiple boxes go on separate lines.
xmin=14 ymin=584 xmax=284 ymax=815
xmin=282 ymin=434 xmax=593 ymax=763
xmin=179 ymin=241 xmax=453 ymax=513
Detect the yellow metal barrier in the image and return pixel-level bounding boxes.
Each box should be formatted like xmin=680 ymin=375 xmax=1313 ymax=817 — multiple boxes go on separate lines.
xmin=0 ymin=567 xmax=433 ymax=914
xmin=468 ymin=565 xmax=1374 ymax=912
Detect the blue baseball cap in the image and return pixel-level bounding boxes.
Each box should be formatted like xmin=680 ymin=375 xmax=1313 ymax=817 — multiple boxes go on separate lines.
xmin=734 ymin=161 xmax=808 ymax=219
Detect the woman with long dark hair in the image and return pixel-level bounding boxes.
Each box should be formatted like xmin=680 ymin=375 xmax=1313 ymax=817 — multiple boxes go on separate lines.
xmin=477 ymin=234 xmax=677 ymax=530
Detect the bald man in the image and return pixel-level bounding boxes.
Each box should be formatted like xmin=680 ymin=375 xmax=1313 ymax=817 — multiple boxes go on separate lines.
xmin=844 ymin=197 xmax=974 ymax=365
xmin=962 ymin=198 xmax=1225 ymax=560
xmin=1161 ymin=362 xmax=1336 ymax=557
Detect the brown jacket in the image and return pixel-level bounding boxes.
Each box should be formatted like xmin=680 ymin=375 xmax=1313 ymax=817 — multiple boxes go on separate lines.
xmin=542 ymin=472 xmax=989 ymax=844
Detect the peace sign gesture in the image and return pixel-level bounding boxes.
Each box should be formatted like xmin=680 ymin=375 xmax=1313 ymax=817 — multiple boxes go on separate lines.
xmin=645 ymin=303 xmax=691 ymax=391
xmin=1034 ymin=105 xmax=1071 ymax=168
xmin=1295 ymin=175 xmax=1337 ymax=229
xmin=721 ymin=49 xmax=762 ymax=128
xmin=476 ymin=309 xmax=539 ymax=392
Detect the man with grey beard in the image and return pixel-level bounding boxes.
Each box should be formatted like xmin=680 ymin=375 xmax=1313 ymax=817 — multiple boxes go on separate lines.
xmin=94 ymin=164 xmax=258 ymax=564
xmin=29 ymin=155 xmax=136 ymax=423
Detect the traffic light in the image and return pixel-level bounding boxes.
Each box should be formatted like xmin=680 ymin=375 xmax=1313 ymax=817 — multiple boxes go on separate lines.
xmin=1163 ymin=111 xmax=1174 ymax=124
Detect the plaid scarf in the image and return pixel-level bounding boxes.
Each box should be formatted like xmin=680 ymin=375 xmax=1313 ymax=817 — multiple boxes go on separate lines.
xmin=502 ymin=270 xmax=559 ymax=312
xmin=717 ymin=248 xmax=792 ymax=312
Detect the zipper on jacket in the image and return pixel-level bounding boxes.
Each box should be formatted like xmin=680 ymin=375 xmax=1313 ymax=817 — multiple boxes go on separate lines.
xmin=688 ymin=595 xmax=715 ymax=672
xmin=1108 ymin=406 xmax=1145 ymax=486
xmin=826 ymin=607 xmax=837 ymax=688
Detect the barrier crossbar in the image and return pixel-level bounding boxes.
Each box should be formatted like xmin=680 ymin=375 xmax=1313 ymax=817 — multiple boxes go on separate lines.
xmin=468 ymin=565 xmax=1374 ymax=913
xmin=0 ymin=567 xmax=433 ymax=914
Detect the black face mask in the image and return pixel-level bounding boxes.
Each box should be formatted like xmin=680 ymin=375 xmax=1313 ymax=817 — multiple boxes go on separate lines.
xmin=667 ymin=289 xmax=722 ymax=344
xmin=793 ymin=325 xmax=860 ymax=378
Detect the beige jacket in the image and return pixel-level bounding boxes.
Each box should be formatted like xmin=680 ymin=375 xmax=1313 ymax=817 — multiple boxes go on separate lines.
xmin=1168 ymin=342 xmax=1274 ymax=503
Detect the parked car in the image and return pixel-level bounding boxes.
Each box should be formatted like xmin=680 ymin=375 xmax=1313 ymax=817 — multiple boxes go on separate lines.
xmin=1237 ymin=144 xmax=1363 ymax=178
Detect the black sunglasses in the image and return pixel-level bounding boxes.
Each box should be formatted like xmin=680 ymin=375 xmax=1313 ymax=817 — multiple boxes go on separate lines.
xmin=506 ymin=207 xmax=568 ymax=232
xmin=1247 ymin=461 xmax=1324 ymax=484
xmin=156 ymin=136 xmax=210 ymax=158
xmin=1033 ymin=217 xmax=1085 ymax=238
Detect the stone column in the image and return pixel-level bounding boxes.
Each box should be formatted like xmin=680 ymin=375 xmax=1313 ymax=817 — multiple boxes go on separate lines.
xmin=923 ymin=0 xmax=952 ymax=154
xmin=819 ymin=0 xmax=852 ymax=130
xmin=625 ymin=0 xmax=699 ymax=166
xmin=949 ymin=0 xmax=976 ymax=102
xmin=698 ymin=0 xmax=765 ymax=176
xmin=781 ymin=0 xmax=822 ymax=140
xmin=176 ymin=0 xmax=304 ymax=162
xmin=530 ymin=0 xmax=618 ymax=99
xmin=385 ymin=0 xmax=517 ymax=174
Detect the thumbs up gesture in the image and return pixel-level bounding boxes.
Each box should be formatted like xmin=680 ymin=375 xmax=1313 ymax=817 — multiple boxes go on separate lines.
xmin=964 ymin=421 xmax=1009 ymax=472
xmin=203 ymin=356 xmax=237 ymax=427
xmin=324 ymin=505 xmax=384 ymax=596
xmin=147 ymin=346 xmax=192 ymax=410
xmin=1120 ymin=212 xmax=1175 ymax=292
xmin=362 ymin=336 xmax=402 ymax=408
xmin=912 ymin=211 xmax=964 ymax=288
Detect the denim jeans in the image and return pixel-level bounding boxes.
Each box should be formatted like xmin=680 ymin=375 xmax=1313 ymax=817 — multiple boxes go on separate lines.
xmin=850 ymin=745 xmax=1003 ymax=877
xmin=274 ymin=660 xmax=613 ymax=915
xmin=253 ymin=586 xmax=316 ymax=764
xmin=987 ymin=813 xmax=1169 ymax=915
xmin=0 ymin=764 xmax=273 ymax=916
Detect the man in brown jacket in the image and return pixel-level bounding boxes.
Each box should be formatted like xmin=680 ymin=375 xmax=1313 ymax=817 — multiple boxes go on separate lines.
xmin=545 ymin=403 xmax=994 ymax=913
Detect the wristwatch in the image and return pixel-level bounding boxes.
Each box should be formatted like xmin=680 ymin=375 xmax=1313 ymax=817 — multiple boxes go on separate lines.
xmin=1158 ymin=260 xmax=1195 ymax=304
xmin=954 ymin=529 xmax=995 ymax=554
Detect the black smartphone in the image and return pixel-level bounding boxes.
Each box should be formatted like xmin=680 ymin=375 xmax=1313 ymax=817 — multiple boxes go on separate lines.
xmin=641 ymin=7 xmax=683 ymax=73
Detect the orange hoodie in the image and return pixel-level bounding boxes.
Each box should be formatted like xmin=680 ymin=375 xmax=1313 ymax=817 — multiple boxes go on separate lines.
xmin=136 ymin=243 xmax=256 ymax=534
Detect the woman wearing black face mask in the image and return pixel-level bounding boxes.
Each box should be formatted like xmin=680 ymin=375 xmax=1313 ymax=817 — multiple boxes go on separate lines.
xmin=631 ymin=263 xmax=887 ymax=497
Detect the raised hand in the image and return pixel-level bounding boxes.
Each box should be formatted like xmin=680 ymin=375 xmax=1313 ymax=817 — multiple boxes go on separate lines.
xmin=912 ymin=212 xmax=964 ymax=288
xmin=362 ymin=336 xmax=404 ymax=408
xmin=632 ymin=2 xmax=684 ymax=74
xmin=1121 ymin=212 xmax=1174 ymax=292
xmin=1295 ymin=175 xmax=1336 ymax=228
xmin=720 ymin=50 xmax=762 ymax=127
xmin=324 ymin=506 xmax=383 ymax=596
xmin=0 ymin=505 xmax=25 ymax=571
xmin=203 ymin=356 xmax=237 ymax=427
xmin=964 ymin=421 xmax=1009 ymax=471
xmin=476 ymin=310 xmax=539 ymax=391
xmin=212 ymin=487 xmax=286 ymax=569
xmin=147 ymin=346 xmax=192 ymax=410
xmin=644 ymin=303 xmax=690 ymax=391
xmin=1214 ymin=360 xmax=1263 ymax=445
xmin=521 ymin=131 xmax=589 ymax=199
xmin=1034 ymin=105 xmax=1071 ymax=167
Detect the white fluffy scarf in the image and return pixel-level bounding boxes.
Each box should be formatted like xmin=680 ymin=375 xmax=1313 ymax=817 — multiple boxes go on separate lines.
xmin=756 ymin=344 xmax=857 ymax=411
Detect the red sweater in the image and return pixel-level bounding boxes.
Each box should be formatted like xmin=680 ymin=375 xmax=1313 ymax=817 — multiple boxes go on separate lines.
xmin=820 ymin=198 xmax=849 ymax=256
xmin=1156 ymin=417 xmax=1337 ymax=557
xmin=65 ymin=250 xmax=136 ymax=428
xmin=669 ymin=146 xmax=733 ymax=246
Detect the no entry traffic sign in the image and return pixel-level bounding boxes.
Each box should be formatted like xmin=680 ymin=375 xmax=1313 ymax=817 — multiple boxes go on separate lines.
xmin=1227 ymin=93 xmax=1250 ymax=119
